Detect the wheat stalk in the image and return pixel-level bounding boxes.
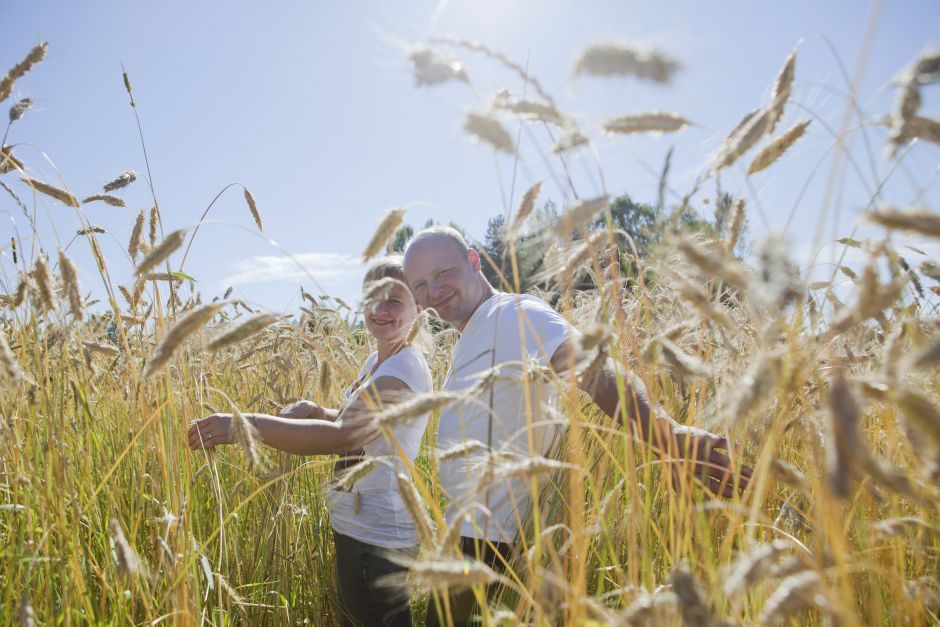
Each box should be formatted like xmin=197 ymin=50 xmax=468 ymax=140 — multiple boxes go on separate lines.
xmin=128 ymin=210 xmax=145 ymax=260
xmin=31 ymin=256 xmax=56 ymax=313
xmin=552 ymin=128 xmax=590 ymax=154
xmin=509 ymin=180 xmax=543 ymax=237
xmin=372 ymin=391 xmax=461 ymax=427
xmin=148 ymin=206 xmax=159 ymax=245
xmin=362 ymin=208 xmax=406 ymax=261
xmin=20 ymin=176 xmax=79 ymax=208
xmin=724 ymin=540 xmax=791 ymax=598
xmin=77 ymin=226 xmax=106 ymax=235
xmin=492 ymin=95 xmax=567 ymax=126
xmin=410 ymin=559 xmax=500 ymax=591
xmin=760 ymin=570 xmax=828 ymax=625
xmin=553 ymin=196 xmax=609 ymax=236
xmin=747 ymin=120 xmax=811 ymax=175
xmin=231 ymin=407 xmax=261 ymax=470
xmin=0 ymin=42 xmax=48 ymax=103
xmin=83 ymin=341 xmax=120 ymax=357
xmin=135 ymin=229 xmax=186 ymax=277
xmin=143 ymin=302 xmax=224 ymax=378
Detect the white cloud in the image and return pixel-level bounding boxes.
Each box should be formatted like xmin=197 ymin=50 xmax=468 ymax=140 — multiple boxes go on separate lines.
xmin=221 ymin=252 xmax=366 ymax=291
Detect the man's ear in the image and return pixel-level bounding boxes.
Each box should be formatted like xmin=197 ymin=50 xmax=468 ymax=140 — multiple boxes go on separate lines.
xmin=468 ymin=248 xmax=482 ymax=272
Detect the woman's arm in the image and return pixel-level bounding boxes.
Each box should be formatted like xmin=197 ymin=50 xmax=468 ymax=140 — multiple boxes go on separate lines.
xmin=277 ymin=399 xmax=340 ymax=421
xmin=187 ymin=376 xmax=410 ymax=456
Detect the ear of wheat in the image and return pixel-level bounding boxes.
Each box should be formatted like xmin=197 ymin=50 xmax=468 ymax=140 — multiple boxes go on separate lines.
xmin=767 ymin=51 xmax=796 ymax=133
xmin=363 ymin=208 xmax=406 ymax=261
xmin=395 ymin=472 xmax=435 ymax=548
xmin=8 ymin=96 xmax=33 ymax=123
xmin=128 ymin=210 xmax=145 ymax=259
xmin=20 ymin=176 xmax=79 ymax=207
xmin=109 ymin=518 xmax=142 ymax=577
xmin=573 ymin=42 xmax=680 ymax=83
xmin=0 ymin=146 xmax=24 ymax=174
xmin=207 ymin=313 xmax=279 ymax=352
xmin=243 ymin=188 xmax=263 ymax=231
xmin=601 ymin=112 xmax=690 ymax=135
xmin=408 ymin=46 xmax=469 ymax=86
xmin=463 ymin=111 xmax=516 ymax=154
xmin=714 ymin=108 xmax=771 ymax=172
xmin=58 ymin=249 xmax=82 ymax=320
xmin=143 ymin=302 xmax=224 ymax=378
xmin=103 ymin=170 xmax=137 ymax=192
xmin=0 ymin=42 xmax=48 ymax=103
xmin=135 ymin=229 xmax=186 ymax=277
xmin=82 ymin=194 xmax=126 ymax=207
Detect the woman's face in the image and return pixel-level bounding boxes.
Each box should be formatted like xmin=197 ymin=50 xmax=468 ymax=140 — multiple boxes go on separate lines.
xmin=363 ymin=282 xmax=417 ymax=344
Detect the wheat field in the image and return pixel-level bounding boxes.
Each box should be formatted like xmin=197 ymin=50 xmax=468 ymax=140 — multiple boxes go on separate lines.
xmin=1 ymin=36 xmax=939 ymax=626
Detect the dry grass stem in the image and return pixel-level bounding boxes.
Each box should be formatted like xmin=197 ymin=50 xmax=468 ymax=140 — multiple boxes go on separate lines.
xmin=20 ymin=176 xmax=79 ymax=208
xmin=363 ymin=208 xmax=406 ymax=261
xmin=747 ymin=120 xmax=811 ymax=175
xmin=463 ymin=111 xmax=516 ymax=154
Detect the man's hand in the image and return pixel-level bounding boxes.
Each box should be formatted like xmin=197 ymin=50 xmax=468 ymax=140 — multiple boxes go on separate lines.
xmin=188 ymin=413 xmax=234 ymax=449
xmin=277 ymin=400 xmax=325 ymax=420
xmin=665 ymin=423 xmax=752 ymax=498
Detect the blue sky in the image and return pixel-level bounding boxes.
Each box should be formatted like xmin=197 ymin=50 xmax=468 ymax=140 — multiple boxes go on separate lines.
xmin=2 ymin=0 xmax=939 ymax=313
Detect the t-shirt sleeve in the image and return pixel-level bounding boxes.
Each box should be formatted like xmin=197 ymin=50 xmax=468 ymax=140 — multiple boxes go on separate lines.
xmin=512 ymin=296 xmax=577 ymax=365
xmin=372 ymin=349 xmax=431 ymax=394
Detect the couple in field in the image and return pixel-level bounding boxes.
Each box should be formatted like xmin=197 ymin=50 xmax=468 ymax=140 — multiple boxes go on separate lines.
xmin=188 ymin=225 xmax=751 ymax=626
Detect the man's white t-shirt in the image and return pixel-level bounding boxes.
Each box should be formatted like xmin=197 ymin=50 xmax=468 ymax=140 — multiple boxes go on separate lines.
xmin=328 ymin=345 xmax=433 ymax=549
xmin=437 ymin=292 xmax=575 ymax=544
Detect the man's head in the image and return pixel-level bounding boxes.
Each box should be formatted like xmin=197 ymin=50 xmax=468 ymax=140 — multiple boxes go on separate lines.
xmin=402 ymin=226 xmax=490 ymax=330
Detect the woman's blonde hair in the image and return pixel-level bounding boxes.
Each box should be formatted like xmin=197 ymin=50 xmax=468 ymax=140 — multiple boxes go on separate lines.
xmin=362 ymin=255 xmax=432 ymax=353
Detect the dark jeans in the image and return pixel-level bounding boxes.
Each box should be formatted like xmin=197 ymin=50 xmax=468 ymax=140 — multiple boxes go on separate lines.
xmin=424 ymin=536 xmax=514 ymax=627
xmin=334 ymin=532 xmax=416 ymax=627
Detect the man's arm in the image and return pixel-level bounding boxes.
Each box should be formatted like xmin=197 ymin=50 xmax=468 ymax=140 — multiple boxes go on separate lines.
xmin=549 ymin=337 xmax=750 ymax=496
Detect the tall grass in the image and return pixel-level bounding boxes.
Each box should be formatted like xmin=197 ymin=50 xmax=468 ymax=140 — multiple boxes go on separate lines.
xmin=1 ymin=36 xmax=939 ymax=626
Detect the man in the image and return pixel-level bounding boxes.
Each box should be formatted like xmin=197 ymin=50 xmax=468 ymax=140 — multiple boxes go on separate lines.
xmin=402 ymin=226 xmax=750 ymax=626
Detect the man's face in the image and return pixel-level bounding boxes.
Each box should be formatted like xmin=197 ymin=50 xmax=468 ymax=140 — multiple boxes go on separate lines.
xmin=403 ymin=235 xmax=482 ymax=329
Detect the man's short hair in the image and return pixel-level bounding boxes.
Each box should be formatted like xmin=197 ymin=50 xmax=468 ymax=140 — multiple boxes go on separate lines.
xmin=405 ymin=225 xmax=471 ymax=257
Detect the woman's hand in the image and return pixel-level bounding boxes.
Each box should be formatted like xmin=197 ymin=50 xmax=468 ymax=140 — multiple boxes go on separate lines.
xmin=188 ymin=413 xmax=235 ymax=449
xmin=278 ymin=400 xmax=326 ymax=420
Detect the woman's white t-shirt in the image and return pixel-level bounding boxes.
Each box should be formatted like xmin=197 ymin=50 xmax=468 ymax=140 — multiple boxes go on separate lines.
xmin=327 ymin=345 xmax=433 ymax=549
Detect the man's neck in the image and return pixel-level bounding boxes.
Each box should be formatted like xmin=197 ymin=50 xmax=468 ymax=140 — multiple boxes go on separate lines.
xmin=455 ymin=278 xmax=497 ymax=333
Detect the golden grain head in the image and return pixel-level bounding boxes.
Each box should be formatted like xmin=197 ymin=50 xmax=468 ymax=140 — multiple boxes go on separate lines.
xmin=20 ymin=176 xmax=79 ymax=208
xmin=362 ymin=208 xmax=406 ymax=261
xmin=135 ymin=229 xmax=186 ymax=277
xmin=103 ymin=170 xmax=137 ymax=193
xmin=82 ymin=194 xmax=126 ymax=207
xmin=128 ymin=209 xmax=145 ymax=260
xmin=747 ymin=119 xmax=810 ymax=175
xmin=0 ymin=42 xmax=48 ymax=103
xmin=207 ymin=313 xmax=279 ymax=353
xmin=462 ymin=111 xmax=516 ymax=155
xmin=552 ymin=128 xmax=590 ymax=154
xmin=410 ymin=559 xmax=500 ymax=591
xmin=395 ymin=472 xmax=435 ymax=548
xmin=767 ymin=51 xmax=796 ymax=134
xmin=714 ymin=108 xmax=771 ymax=172
xmin=408 ymin=46 xmax=469 ymax=86
xmin=109 ymin=518 xmax=141 ymax=577
xmin=143 ymin=302 xmax=224 ymax=378
xmin=601 ymin=112 xmax=690 ymax=135
xmin=573 ymin=42 xmax=680 ymax=83
xmin=0 ymin=329 xmax=23 ymax=383
xmin=0 ymin=145 xmax=24 ymax=174
xmin=58 ymin=249 xmax=82 ymax=321
xmin=243 ymin=187 xmax=263 ymax=231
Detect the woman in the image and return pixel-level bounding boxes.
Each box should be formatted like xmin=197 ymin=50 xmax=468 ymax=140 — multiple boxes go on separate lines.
xmin=188 ymin=255 xmax=432 ymax=627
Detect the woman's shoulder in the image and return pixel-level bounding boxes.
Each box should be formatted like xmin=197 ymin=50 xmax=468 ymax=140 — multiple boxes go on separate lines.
xmin=374 ymin=346 xmax=432 ymax=391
